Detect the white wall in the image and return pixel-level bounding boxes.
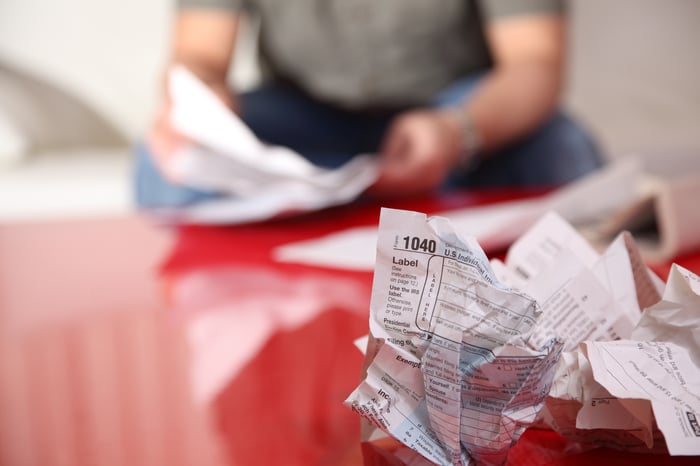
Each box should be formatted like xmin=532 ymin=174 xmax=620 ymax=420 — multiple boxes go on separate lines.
xmin=0 ymin=0 xmax=262 ymax=141
xmin=0 ymin=0 xmax=173 ymax=140
xmin=565 ymin=0 xmax=700 ymax=157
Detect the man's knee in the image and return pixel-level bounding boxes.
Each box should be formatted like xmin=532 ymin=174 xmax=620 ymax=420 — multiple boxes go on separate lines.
xmin=532 ymin=113 xmax=605 ymax=183
xmin=496 ymin=112 xmax=605 ymax=186
xmin=133 ymin=143 xmax=220 ymax=208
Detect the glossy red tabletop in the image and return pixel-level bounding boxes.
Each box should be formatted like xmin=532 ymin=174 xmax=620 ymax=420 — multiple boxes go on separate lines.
xmin=1 ymin=191 xmax=698 ymax=466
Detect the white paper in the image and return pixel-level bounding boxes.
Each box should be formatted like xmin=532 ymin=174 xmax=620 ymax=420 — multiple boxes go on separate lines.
xmin=632 ymin=264 xmax=700 ymax=366
xmin=502 ymin=214 xmax=638 ymax=351
xmin=147 ymin=66 xmax=380 ymax=223
xmin=274 ymin=159 xmax=642 ymax=270
xmin=591 ymin=233 xmax=647 ymax=324
xmin=346 ymin=208 xmax=700 ymax=462
xmin=585 ymin=340 xmax=700 ymax=455
xmin=543 ymin=263 xmax=700 ymax=455
xmin=504 ymin=211 xmax=599 ymax=286
xmin=345 ymin=208 xmax=561 ymax=465
xmin=274 ymin=226 xmax=378 ymax=271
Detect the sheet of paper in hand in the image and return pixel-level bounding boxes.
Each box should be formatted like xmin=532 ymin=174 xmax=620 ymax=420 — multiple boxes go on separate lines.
xmin=345 ymin=208 xmax=562 ymax=465
xmin=146 ymin=66 xmax=379 ymax=224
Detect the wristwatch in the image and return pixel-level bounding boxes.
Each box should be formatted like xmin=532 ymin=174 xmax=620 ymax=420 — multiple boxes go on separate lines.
xmin=449 ymin=108 xmax=482 ymax=169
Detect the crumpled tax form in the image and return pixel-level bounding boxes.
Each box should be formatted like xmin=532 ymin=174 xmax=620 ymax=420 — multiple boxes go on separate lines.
xmin=499 ymin=214 xmax=700 ymax=457
xmin=346 ymin=208 xmax=700 ymax=464
xmin=345 ymin=208 xmax=562 ymax=465
xmin=546 ymin=263 xmax=700 ymax=456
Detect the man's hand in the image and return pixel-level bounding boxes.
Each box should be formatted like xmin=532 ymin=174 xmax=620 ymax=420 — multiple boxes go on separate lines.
xmin=370 ymin=109 xmax=464 ymax=197
xmin=147 ymin=74 xmax=235 ymax=181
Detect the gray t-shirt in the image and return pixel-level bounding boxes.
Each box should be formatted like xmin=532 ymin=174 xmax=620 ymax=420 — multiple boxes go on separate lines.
xmin=178 ymin=0 xmax=563 ymax=109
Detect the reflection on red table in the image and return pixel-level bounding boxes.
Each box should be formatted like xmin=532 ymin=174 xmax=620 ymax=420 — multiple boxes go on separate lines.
xmin=1 ymin=191 xmax=698 ymax=466
xmin=0 ymin=217 xmax=225 ymax=466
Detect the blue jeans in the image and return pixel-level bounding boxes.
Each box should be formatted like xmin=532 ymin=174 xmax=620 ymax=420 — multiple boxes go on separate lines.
xmin=135 ymin=75 xmax=604 ymax=207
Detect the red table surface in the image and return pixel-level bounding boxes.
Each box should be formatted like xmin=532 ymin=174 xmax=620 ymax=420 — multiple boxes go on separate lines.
xmin=1 ymin=190 xmax=698 ymax=466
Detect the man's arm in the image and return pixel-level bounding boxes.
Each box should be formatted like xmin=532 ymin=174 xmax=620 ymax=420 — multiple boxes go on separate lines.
xmin=466 ymin=13 xmax=565 ymax=152
xmin=148 ymin=8 xmax=239 ymax=171
xmin=171 ymin=9 xmax=240 ymax=97
xmin=372 ymin=13 xmax=565 ymax=196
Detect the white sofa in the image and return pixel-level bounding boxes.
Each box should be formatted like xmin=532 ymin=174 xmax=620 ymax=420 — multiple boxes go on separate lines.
xmin=0 ymin=0 xmax=698 ymax=221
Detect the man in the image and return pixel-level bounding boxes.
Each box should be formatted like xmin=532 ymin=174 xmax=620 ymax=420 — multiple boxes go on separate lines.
xmin=138 ymin=0 xmax=603 ymax=206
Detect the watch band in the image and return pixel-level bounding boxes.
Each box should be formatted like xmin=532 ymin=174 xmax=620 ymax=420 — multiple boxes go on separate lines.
xmin=449 ymin=108 xmax=482 ymax=168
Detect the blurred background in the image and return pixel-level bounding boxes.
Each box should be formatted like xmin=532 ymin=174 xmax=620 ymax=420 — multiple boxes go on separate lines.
xmin=0 ymin=0 xmax=698 ymax=221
